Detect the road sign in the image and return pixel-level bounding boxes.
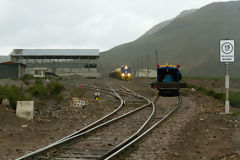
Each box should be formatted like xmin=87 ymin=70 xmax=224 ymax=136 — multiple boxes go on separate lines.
xmin=73 ymin=99 xmax=86 ymax=107
xmin=220 ymin=40 xmax=234 ymax=62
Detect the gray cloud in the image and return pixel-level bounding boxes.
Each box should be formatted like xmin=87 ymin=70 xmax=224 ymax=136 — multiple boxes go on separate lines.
xmin=0 ymin=0 xmax=228 ymax=55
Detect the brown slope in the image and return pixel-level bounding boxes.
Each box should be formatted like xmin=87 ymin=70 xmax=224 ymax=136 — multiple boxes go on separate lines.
xmin=100 ymin=1 xmax=240 ymax=77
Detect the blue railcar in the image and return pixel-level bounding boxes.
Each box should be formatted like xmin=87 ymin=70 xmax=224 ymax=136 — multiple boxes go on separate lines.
xmin=151 ymin=64 xmax=186 ymax=96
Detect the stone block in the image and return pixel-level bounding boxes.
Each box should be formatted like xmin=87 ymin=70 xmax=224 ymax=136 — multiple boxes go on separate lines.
xmin=1 ymin=99 xmax=10 ymax=106
xmin=16 ymin=101 xmax=34 ymax=120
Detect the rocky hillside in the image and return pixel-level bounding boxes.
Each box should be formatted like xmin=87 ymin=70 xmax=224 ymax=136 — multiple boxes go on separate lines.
xmin=100 ymin=1 xmax=240 ymax=77
xmin=0 ymin=56 xmax=10 ymax=63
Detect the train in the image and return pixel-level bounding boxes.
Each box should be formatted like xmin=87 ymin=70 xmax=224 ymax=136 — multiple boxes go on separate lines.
xmin=151 ymin=64 xmax=187 ymax=96
xmin=109 ymin=65 xmax=132 ymax=80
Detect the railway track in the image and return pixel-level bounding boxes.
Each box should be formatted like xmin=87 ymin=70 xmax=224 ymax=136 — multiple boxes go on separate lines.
xmin=99 ymin=86 xmax=182 ymax=160
xmin=16 ymin=81 xmax=154 ymax=160
xmin=16 ymin=80 xmax=182 ymax=160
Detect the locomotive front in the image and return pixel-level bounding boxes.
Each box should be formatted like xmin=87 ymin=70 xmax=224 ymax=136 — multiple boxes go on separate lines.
xmin=151 ymin=64 xmax=186 ymax=96
xmin=120 ymin=65 xmax=132 ymax=80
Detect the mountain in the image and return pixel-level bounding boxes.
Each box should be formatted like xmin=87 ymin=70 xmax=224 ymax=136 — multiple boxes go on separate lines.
xmin=141 ymin=9 xmax=196 ymax=38
xmin=0 ymin=56 xmax=10 ymax=63
xmin=100 ymin=1 xmax=240 ymax=77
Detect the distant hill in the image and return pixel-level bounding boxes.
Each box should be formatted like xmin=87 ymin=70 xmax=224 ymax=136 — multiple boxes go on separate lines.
xmin=0 ymin=56 xmax=10 ymax=63
xmin=100 ymin=1 xmax=240 ymax=77
xmin=141 ymin=9 xmax=196 ymax=38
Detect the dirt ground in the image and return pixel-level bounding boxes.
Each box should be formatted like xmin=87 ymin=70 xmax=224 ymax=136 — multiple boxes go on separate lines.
xmin=166 ymin=89 xmax=240 ymax=160
xmin=0 ymin=76 xmax=239 ymax=160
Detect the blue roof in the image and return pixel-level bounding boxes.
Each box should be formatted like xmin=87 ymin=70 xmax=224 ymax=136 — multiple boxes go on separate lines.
xmin=158 ymin=66 xmax=178 ymax=69
xmin=11 ymin=49 xmax=99 ymax=56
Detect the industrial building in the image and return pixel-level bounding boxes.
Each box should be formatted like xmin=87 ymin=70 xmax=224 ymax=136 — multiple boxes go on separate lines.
xmin=0 ymin=62 xmax=26 ymax=79
xmin=135 ymin=68 xmax=157 ymax=78
xmin=10 ymin=49 xmax=101 ymax=77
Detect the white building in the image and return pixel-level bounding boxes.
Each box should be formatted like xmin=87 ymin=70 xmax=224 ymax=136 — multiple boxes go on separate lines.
xmin=135 ymin=68 xmax=157 ymax=78
xmin=10 ymin=49 xmax=101 ymax=77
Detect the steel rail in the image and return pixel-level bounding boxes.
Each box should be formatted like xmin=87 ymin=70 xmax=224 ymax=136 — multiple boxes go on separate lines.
xmin=101 ymin=95 xmax=182 ymax=160
xmin=16 ymin=82 xmax=152 ymax=160
xmin=87 ymin=85 xmax=138 ymax=97
xmin=16 ymin=81 xmax=124 ymax=160
xmin=99 ymin=86 xmax=158 ymax=160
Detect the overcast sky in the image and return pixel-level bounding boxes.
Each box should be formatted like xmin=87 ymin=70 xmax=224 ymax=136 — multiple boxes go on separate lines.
xmin=0 ymin=0 xmax=229 ymax=55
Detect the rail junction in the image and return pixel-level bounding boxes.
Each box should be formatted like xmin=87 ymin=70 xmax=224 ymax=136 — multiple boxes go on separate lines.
xmin=16 ymin=80 xmax=182 ymax=160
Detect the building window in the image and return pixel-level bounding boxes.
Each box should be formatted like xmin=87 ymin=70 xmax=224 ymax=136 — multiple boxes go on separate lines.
xmin=34 ymin=70 xmax=43 ymax=76
xmin=89 ymin=64 xmax=97 ymax=68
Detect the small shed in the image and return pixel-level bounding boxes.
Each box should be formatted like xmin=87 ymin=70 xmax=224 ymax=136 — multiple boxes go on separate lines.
xmin=135 ymin=68 xmax=157 ymax=78
xmin=0 ymin=62 xmax=26 ymax=79
xmin=33 ymin=68 xmax=48 ymax=78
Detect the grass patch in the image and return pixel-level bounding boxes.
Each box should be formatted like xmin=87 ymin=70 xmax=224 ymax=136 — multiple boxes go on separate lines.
xmin=187 ymin=83 xmax=225 ymax=101
xmin=28 ymin=81 xmax=64 ymax=101
xmin=232 ymin=109 xmax=239 ymax=116
xmin=183 ymin=76 xmax=240 ymax=82
xmin=230 ymin=92 xmax=240 ymax=109
xmin=188 ymin=83 xmax=240 ymax=109
xmin=0 ymin=81 xmax=65 ymax=109
xmin=183 ymin=77 xmax=224 ymax=81
xmin=28 ymin=82 xmax=48 ymax=99
xmin=21 ymin=74 xmax=34 ymax=81
xmin=21 ymin=74 xmax=34 ymax=86
xmin=0 ymin=85 xmax=32 ymax=109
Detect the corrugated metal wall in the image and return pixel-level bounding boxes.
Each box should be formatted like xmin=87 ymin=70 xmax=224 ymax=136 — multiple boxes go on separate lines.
xmin=0 ymin=64 xmax=19 ymax=79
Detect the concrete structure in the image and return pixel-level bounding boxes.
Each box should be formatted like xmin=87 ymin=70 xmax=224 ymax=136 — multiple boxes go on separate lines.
xmin=10 ymin=49 xmax=101 ymax=77
xmin=2 ymin=98 xmax=10 ymax=106
xmin=0 ymin=61 xmax=26 ymax=79
xmin=16 ymin=101 xmax=34 ymax=120
xmin=33 ymin=68 xmax=48 ymax=78
xmin=135 ymin=68 xmax=157 ymax=78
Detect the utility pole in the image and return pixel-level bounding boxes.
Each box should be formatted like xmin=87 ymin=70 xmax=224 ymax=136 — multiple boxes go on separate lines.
xmin=146 ymin=53 xmax=149 ymax=77
xmin=141 ymin=56 xmax=144 ymax=70
xmin=155 ymin=49 xmax=158 ymax=67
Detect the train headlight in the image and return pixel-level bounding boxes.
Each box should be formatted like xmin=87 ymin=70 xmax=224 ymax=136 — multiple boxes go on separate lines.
xmin=121 ymin=73 xmax=125 ymax=77
xmin=127 ymin=73 xmax=131 ymax=76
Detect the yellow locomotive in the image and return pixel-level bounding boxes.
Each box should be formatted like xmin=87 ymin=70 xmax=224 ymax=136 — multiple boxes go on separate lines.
xmin=109 ymin=65 xmax=132 ymax=80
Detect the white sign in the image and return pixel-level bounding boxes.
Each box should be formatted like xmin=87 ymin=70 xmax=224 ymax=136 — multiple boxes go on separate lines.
xmin=220 ymin=40 xmax=234 ymax=62
xmin=73 ymin=100 xmax=86 ymax=107
xmin=95 ymin=92 xmax=100 ymax=96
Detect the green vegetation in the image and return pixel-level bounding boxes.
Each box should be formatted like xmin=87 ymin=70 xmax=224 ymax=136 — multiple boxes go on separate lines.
xmin=188 ymin=83 xmax=240 ymax=109
xmin=0 ymin=80 xmax=65 ymax=109
xmin=230 ymin=92 xmax=240 ymax=109
xmin=187 ymin=83 xmax=225 ymax=101
xmin=0 ymin=85 xmax=32 ymax=109
xmin=232 ymin=109 xmax=239 ymax=116
xmin=21 ymin=74 xmax=34 ymax=81
xmin=183 ymin=77 xmax=224 ymax=81
xmin=183 ymin=77 xmax=240 ymax=82
xmin=28 ymin=81 xmax=64 ymax=101
xmin=28 ymin=81 xmax=48 ymax=99
xmin=21 ymin=74 xmax=34 ymax=86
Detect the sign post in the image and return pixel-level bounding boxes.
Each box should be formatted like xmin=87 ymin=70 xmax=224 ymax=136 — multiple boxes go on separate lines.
xmin=220 ymin=40 xmax=234 ymax=114
xmin=225 ymin=63 xmax=230 ymax=113
xmin=95 ymin=92 xmax=100 ymax=101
